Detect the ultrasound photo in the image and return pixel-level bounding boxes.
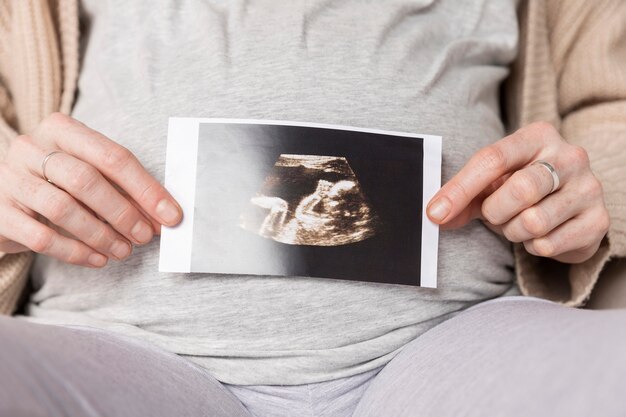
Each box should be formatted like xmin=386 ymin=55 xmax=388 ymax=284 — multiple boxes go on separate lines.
xmin=159 ymin=119 xmax=441 ymax=287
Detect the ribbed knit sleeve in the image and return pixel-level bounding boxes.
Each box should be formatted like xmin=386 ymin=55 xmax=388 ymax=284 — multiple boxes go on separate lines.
xmin=0 ymin=118 xmax=35 ymax=314
xmin=0 ymin=73 xmax=34 ymax=314
xmin=0 ymin=0 xmax=78 ymax=315
xmin=512 ymin=0 xmax=626 ymax=306
xmin=549 ymin=0 xmax=626 ymax=259
xmin=0 ymin=253 xmax=33 ymax=315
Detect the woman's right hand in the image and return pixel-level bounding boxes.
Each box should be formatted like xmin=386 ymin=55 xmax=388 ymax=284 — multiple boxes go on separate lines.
xmin=0 ymin=112 xmax=183 ymax=268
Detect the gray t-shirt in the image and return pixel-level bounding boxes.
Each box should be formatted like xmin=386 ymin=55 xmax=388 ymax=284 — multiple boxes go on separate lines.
xmin=25 ymin=0 xmax=520 ymax=385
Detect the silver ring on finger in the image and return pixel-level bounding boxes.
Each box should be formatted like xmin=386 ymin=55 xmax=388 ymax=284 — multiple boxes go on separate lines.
xmin=532 ymin=160 xmax=560 ymax=194
xmin=41 ymin=150 xmax=65 ymax=186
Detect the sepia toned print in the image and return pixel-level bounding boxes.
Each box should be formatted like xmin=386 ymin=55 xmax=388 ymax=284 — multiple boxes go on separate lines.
xmin=160 ymin=119 xmax=441 ymax=288
xmin=240 ymin=154 xmax=380 ymax=246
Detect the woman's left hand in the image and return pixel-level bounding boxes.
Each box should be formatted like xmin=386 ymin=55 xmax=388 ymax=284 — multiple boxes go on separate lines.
xmin=426 ymin=122 xmax=610 ymax=264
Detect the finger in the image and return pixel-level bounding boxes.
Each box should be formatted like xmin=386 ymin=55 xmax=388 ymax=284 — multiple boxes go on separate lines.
xmin=523 ymin=207 xmax=610 ymax=263
xmin=0 ymin=206 xmax=108 ymax=268
xmin=33 ymin=113 xmax=183 ymax=226
xmin=128 ymin=194 xmax=162 ymax=235
xmin=110 ymin=182 xmax=162 ymax=235
xmin=0 ymin=235 xmax=30 ymax=253
xmin=94 ymin=184 xmax=161 ymax=235
xmin=9 ymin=172 xmax=133 ymax=260
xmin=18 ymin=139 xmax=155 ymax=245
xmin=427 ymin=123 xmax=558 ymax=224
xmin=0 ymin=210 xmax=28 ymax=253
xmin=481 ymin=162 xmax=560 ymax=225
xmin=439 ymin=174 xmax=510 ymax=230
xmin=45 ymin=152 xmax=156 ymax=244
xmin=549 ymin=243 xmax=603 ymax=264
xmin=501 ymin=178 xmax=600 ymax=242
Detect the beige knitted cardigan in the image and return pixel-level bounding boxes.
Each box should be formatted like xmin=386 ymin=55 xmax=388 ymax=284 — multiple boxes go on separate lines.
xmin=0 ymin=0 xmax=625 ymax=314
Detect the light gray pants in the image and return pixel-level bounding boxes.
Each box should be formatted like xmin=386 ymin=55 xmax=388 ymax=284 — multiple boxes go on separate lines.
xmin=2 ymin=297 xmax=625 ymax=417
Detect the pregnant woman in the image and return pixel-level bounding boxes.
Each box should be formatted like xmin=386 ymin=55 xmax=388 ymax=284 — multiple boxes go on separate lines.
xmin=0 ymin=0 xmax=625 ymax=416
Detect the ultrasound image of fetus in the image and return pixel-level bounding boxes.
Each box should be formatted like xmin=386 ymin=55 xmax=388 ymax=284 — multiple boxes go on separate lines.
xmin=240 ymin=154 xmax=380 ymax=246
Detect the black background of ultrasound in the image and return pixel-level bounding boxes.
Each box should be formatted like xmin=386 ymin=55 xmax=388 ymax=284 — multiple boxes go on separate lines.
xmin=193 ymin=122 xmax=424 ymax=286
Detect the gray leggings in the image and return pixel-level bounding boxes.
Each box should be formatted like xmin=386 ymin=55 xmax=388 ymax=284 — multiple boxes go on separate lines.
xmin=2 ymin=297 xmax=625 ymax=417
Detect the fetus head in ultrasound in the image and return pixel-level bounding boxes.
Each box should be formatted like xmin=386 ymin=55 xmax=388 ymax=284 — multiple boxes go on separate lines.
xmin=240 ymin=154 xmax=380 ymax=246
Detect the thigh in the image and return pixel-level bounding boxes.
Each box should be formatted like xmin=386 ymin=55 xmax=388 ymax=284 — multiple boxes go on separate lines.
xmin=0 ymin=316 xmax=251 ymax=417
xmin=352 ymin=296 xmax=626 ymax=417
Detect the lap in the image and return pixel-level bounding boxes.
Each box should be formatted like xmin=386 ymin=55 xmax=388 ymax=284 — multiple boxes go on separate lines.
xmin=0 ymin=316 xmax=251 ymax=417
xmin=3 ymin=297 xmax=625 ymax=417
xmin=353 ymin=296 xmax=626 ymax=417
xmin=224 ymin=364 xmax=383 ymax=417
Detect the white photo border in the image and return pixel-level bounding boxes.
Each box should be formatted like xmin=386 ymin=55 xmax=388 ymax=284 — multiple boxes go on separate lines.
xmin=159 ymin=117 xmax=441 ymax=288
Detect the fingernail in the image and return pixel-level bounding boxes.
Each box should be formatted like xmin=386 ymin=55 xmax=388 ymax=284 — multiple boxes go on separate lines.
xmin=111 ymin=240 xmax=132 ymax=259
xmin=156 ymin=199 xmax=182 ymax=225
xmin=428 ymin=197 xmax=451 ymax=222
xmin=131 ymin=220 xmax=153 ymax=243
xmin=88 ymin=253 xmax=108 ymax=267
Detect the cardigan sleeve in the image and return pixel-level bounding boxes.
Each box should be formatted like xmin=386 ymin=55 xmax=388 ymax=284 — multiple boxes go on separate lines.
xmin=0 ymin=0 xmax=78 ymax=315
xmin=514 ymin=0 xmax=626 ymax=306
xmin=0 ymin=3 xmax=33 ymax=312
xmin=551 ymin=0 xmax=626 ymax=259
xmin=0 ymin=88 xmax=34 ymax=315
